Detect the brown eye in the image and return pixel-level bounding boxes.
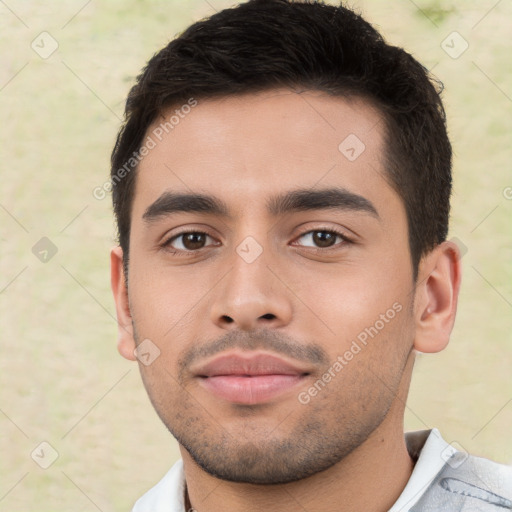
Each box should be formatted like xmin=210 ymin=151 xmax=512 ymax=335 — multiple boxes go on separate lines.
xmin=184 ymin=232 xmax=207 ymax=250
xmin=295 ymin=229 xmax=350 ymax=249
xmin=312 ymin=231 xmax=337 ymax=248
xmin=164 ymin=231 xmax=215 ymax=252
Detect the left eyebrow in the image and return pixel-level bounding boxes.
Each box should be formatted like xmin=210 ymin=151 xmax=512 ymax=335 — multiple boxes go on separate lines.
xmin=267 ymin=187 xmax=380 ymax=219
xmin=142 ymin=187 xmax=380 ymax=223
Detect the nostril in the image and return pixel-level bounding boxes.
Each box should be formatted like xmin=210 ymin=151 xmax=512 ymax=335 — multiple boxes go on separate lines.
xmin=261 ymin=313 xmax=276 ymax=320
xmin=221 ymin=315 xmax=234 ymax=323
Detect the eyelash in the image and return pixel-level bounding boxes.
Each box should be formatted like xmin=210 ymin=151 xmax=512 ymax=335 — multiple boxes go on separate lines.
xmin=161 ymin=227 xmax=353 ymax=256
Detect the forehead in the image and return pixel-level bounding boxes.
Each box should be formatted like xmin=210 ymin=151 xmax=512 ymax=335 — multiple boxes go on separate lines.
xmin=132 ymin=89 xmax=399 ymax=222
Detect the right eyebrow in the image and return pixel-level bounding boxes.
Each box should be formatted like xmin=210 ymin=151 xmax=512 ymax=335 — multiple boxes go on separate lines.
xmin=143 ymin=192 xmax=232 ymax=223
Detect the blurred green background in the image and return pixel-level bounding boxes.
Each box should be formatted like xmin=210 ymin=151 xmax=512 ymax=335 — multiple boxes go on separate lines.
xmin=1 ymin=0 xmax=511 ymax=510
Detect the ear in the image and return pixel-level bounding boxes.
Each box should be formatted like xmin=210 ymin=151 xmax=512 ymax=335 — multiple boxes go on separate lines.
xmin=111 ymin=246 xmax=137 ymax=361
xmin=413 ymin=240 xmax=462 ymax=353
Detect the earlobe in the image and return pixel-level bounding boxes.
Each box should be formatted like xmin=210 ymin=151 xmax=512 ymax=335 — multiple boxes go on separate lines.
xmin=110 ymin=246 xmax=137 ymax=361
xmin=413 ymin=241 xmax=462 ymax=354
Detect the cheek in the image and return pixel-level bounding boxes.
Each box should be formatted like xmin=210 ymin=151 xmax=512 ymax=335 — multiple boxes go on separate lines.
xmin=128 ymin=257 xmax=211 ymax=337
xmin=138 ymin=360 xmax=186 ymax=420
xmin=287 ymin=263 xmax=408 ymax=348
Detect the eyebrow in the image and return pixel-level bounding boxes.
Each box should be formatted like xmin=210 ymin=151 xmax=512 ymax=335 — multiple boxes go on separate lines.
xmin=142 ymin=187 xmax=379 ymax=223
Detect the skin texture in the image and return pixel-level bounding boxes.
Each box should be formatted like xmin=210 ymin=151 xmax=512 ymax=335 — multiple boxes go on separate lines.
xmin=111 ymin=89 xmax=461 ymax=512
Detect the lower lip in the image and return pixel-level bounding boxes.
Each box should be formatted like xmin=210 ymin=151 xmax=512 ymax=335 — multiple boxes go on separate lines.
xmin=199 ymin=375 xmax=305 ymax=405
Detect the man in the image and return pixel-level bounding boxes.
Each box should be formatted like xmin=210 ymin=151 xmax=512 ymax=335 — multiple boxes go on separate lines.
xmin=109 ymin=1 xmax=512 ymax=510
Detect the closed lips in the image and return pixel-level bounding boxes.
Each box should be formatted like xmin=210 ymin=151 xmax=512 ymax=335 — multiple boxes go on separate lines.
xmin=192 ymin=352 xmax=312 ymax=405
xmin=193 ymin=353 xmax=311 ymax=377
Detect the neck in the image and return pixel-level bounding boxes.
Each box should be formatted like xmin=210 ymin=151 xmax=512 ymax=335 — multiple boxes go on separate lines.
xmin=182 ymin=410 xmax=414 ymax=512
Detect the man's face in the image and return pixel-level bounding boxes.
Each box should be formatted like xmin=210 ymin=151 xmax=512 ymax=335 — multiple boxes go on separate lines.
xmin=122 ymin=89 xmax=417 ymax=483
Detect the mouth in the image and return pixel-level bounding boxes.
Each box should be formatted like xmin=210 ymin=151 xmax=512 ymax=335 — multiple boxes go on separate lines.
xmin=192 ymin=352 xmax=311 ymax=405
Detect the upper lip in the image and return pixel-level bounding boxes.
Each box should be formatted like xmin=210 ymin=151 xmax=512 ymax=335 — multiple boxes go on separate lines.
xmin=192 ymin=352 xmax=311 ymax=377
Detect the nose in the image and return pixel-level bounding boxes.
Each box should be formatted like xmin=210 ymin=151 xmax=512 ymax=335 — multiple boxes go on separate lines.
xmin=209 ymin=247 xmax=293 ymax=331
